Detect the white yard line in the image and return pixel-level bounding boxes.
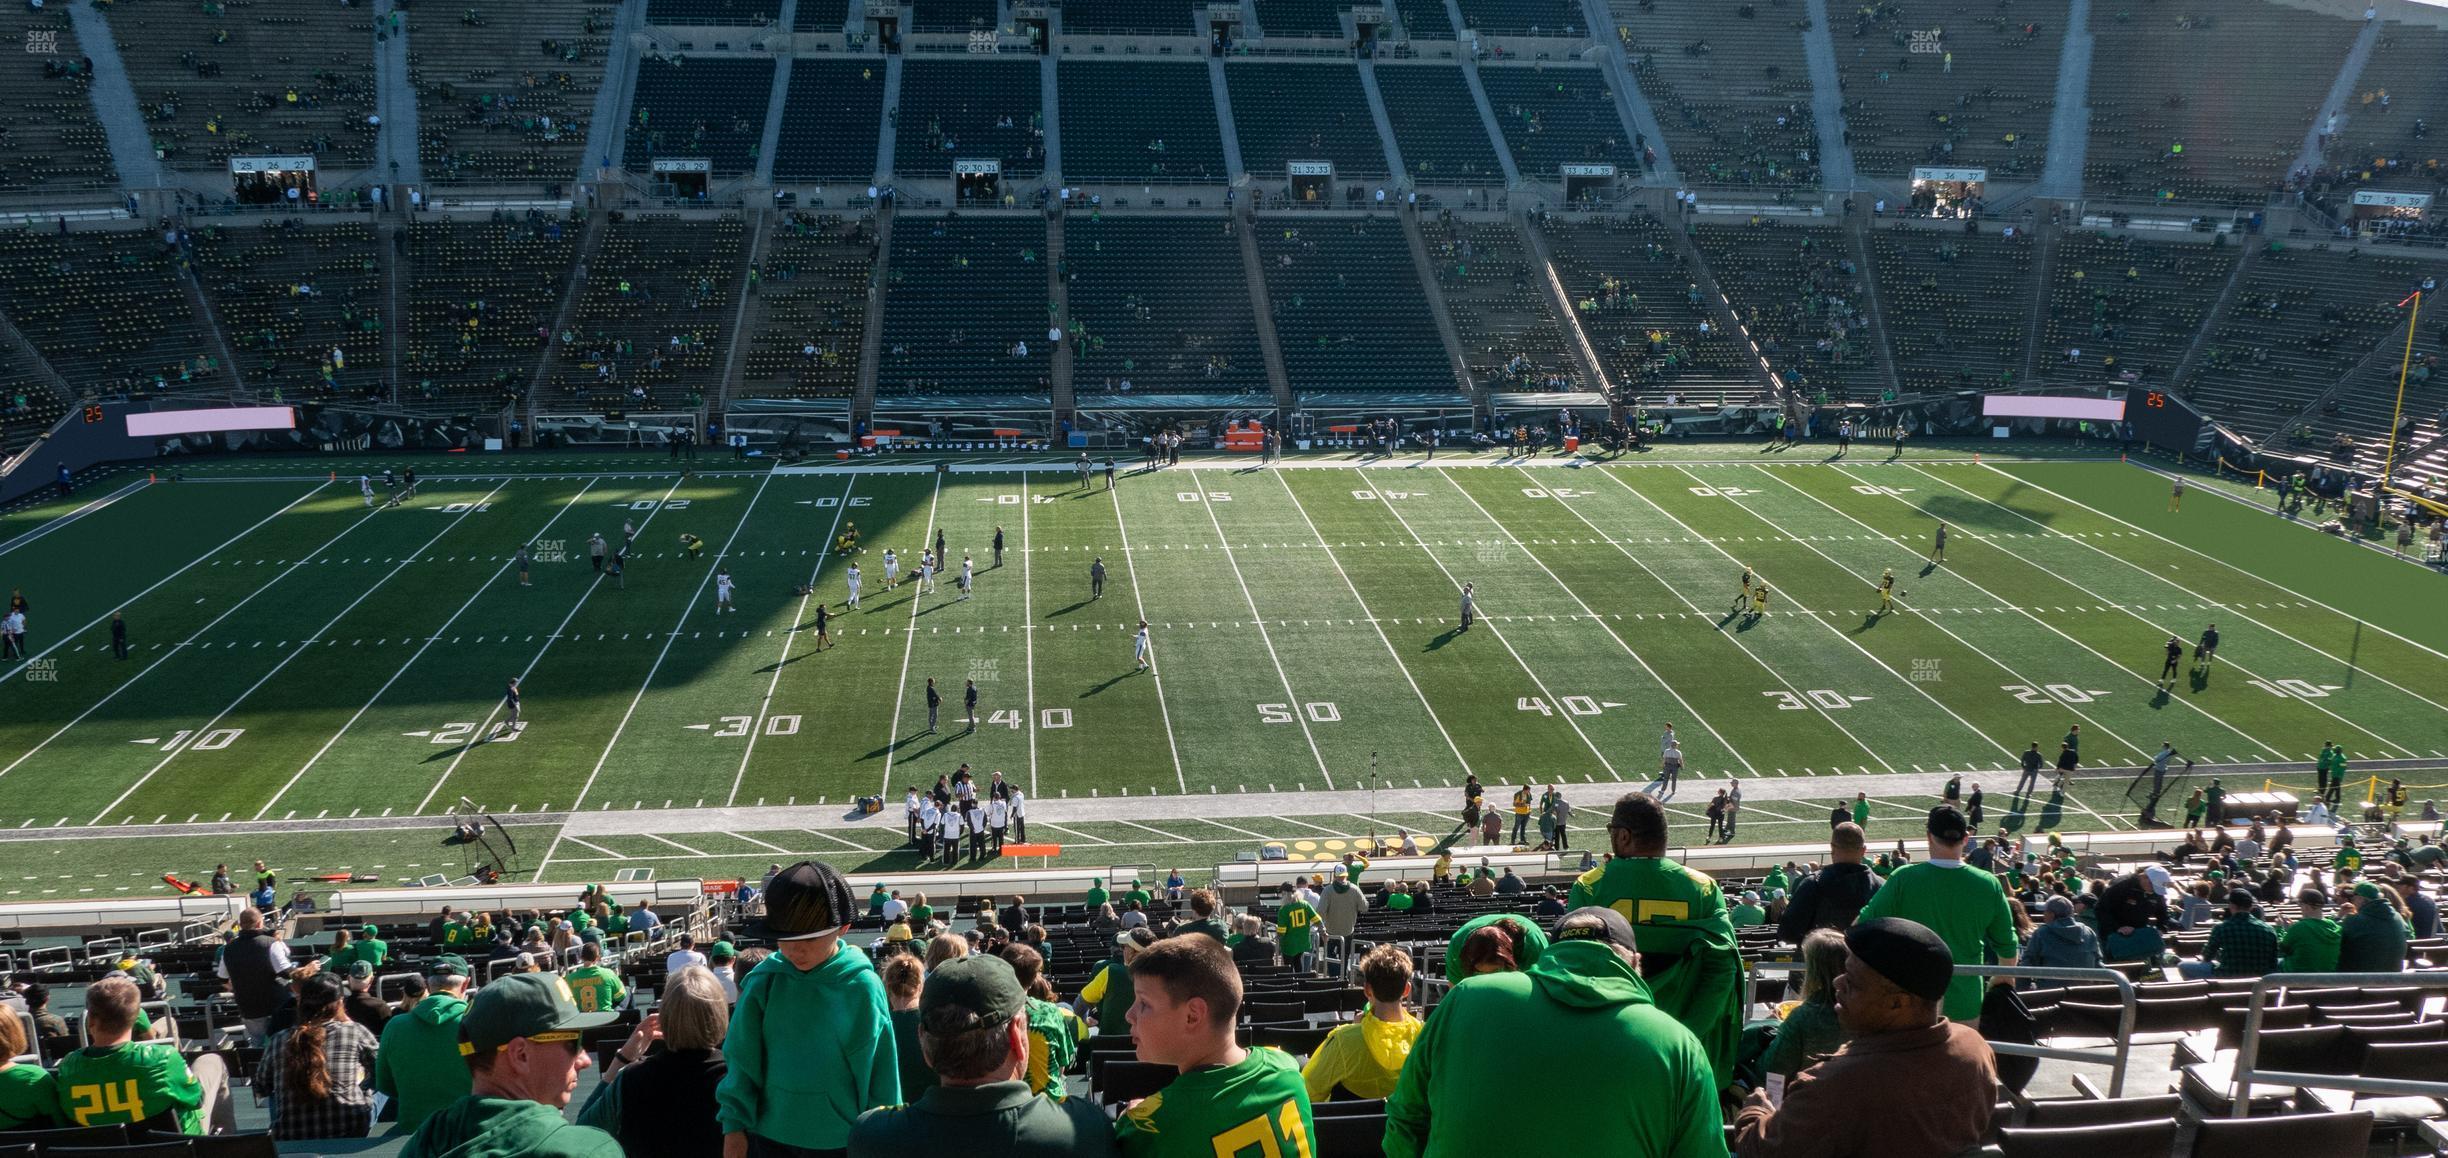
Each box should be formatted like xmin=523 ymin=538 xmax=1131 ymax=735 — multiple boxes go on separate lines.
xmin=416 ymin=476 xmax=691 ymax=816
xmin=1727 ymin=465 xmax=2154 ymax=763
xmin=256 ymin=479 xmax=602 ymax=819
xmin=1187 ymin=468 xmax=1336 ymax=789
xmin=1030 ymin=821 xmax=1117 ymax=846
xmin=0 ymin=477 xmax=149 ymax=559
xmin=1267 ymin=468 xmax=1477 ymax=782
xmin=2031 ymin=461 xmax=2448 ymax=666
xmin=0 ymin=483 xmax=354 ymax=781
xmin=1109 ymin=818 xmax=1197 ymax=843
xmin=1365 ymin=469 xmax=1622 ymax=779
xmin=876 ymin=474 xmax=947 ymax=796
xmin=641 ymin=832 xmax=709 ymax=857
xmin=1194 ymin=817 xmax=1281 ymax=842
xmin=563 ymin=837 xmax=631 ymax=860
xmin=92 ymin=479 xmax=516 ymax=824
xmin=1908 ymin=464 xmax=2426 ymax=754
xmin=1105 ymin=475 xmax=1190 ymax=793
xmin=1809 ymin=463 xmax=2280 ymax=760
xmin=1019 ymin=473 xmax=1041 ymax=798
xmin=1 ymin=480 xmax=330 ymax=686
xmin=724 ymin=478 xmax=856 ymax=807
xmin=798 ymin=828 xmax=881 ymax=852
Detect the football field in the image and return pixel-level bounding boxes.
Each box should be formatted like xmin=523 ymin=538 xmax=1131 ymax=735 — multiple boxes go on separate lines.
xmin=0 ymin=445 xmax=2442 ymax=898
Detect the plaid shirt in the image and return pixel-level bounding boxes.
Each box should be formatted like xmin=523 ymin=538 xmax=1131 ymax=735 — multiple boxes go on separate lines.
xmin=256 ymin=1020 xmax=379 ymax=1139
xmin=2207 ymin=911 xmax=2282 ymax=977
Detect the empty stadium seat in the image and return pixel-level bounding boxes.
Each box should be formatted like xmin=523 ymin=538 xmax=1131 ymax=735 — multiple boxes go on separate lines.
xmin=1692 ymin=220 xmax=1879 ymax=400
xmin=410 ymin=1 xmax=608 ymax=186
xmin=1257 ymin=218 xmax=1459 ymax=394
xmin=402 ymin=215 xmax=578 ymax=407
xmin=1868 ymin=223 xmax=2035 ymax=395
xmin=1539 ymin=214 xmax=1756 ymax=403
xmin=877 ymin=215 xmax=1050 ymax=396
xmin=549 ymin=215 xmax=748 ymax=409
xmin=191 ymin=220 xmax=386 ymax=404
xmin=1063 ymin=215 xmax=1266 ymax=395
xmin=1373 ymin=65 xmax=1506 ymax=184
xmin=1226 ymin=62 xmax=1389 ymax=179
xmin=1057 ymin=61 xmax=1227 ymax=184
xmin=1997 ymin=1119 xmax=2180 ymax=1158
xmin=2083 ymin=5 xmax=2359 ymax=204
xmin=1622 ymin=0 xmax=1815 ymax=188
xmin=1476 ymin=65 xmax=1639 ymax=180
xmin=892 ymin=59 xmax=1044 ymax=182
xmin=770 ymin=60 xmax=885 ymax=183
xmin=1421 ymin=215 xmax=1582 ymax=390
xmin=1833 ymin=0 xmax=2058 ymax=182
xmin=645 ymin=0 xmax=782 ymax=25
xmin=737 ymin=213 xmax=873 ymax=400
xmin=2185 ymin=1110 xmax=2373 ymax=1158
xmin=0 ymin=5 xmax=118 ymax=194
xmin=626 ymin=55 xmax=776 ymax=178
xmin=101 ymin=0 xmax=378 ymax=169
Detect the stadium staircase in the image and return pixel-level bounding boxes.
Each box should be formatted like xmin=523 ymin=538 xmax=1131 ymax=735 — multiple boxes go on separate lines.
xmin=754 ymin=3 xmax=801 ymax=188
xmin=1794 ymin=0 xmax=1853 ymax=193
xmin=1839 ymin=211 xmax=1903 ymax=401
xmin=2019 ymin=214 xmax=2065 ymax=386
xmin=1038 ymin=53 xmax=1060 ymax=183
xmin=1047 ymin=212 xmax=1074 ymax=417
xmin=1514 ymin=207 xmax=1610 ymax=393
xmin=714 ymin=208 xmax=776 ymax=414
xmin=528 ymin=212 xmax=611 ymax=412
xmin=176 ymin=258 xmax=250 ymax=404
xmin=372 ymin=0 xmax=422 ymax=187
xmin=2036 ymin=0 xmax=2095 ymax=201
xmin=2294 ymin=16 xmax=2382 ymax=182
xmin=60 ymin=0 xmax=163 ymax=195
xmin=2166 ymin=241 xmax=2261 ymax=396
xmin=1447 ymin=6 xmax=1525 ymax=188
xmin=1577 ymin=0 xmax=1676 ymax=187
xmin=1232 ymin=213 xmax=1298 ymax=412
xmin=1207 ymin=57 xmax=1249 ymax=182
xmin=852 ymin=205 xmax=894 ymax=419
xmin=583 ymin=0 xmax=651 ymax=178
xmin=2270 ymin=315 xmax=2416 ymax=450
xmin=1401 ymin=208 xmax=1479 ymax=399
xmin=379 ymin=224 xmax=409 ymax=408
xmin=0 ymin=311 xmax=75 ymax=418
xmin=877 ymin=55 xmax=904 ymax=181
xmin=1357 ymin=62 xmax=1407 ymax=185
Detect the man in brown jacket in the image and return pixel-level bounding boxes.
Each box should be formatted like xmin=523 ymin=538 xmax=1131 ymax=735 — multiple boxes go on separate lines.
xmin=1732 ymin=917 xmax=1998 ymax=1157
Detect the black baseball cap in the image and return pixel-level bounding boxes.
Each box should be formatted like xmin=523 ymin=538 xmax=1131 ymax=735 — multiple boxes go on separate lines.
xmin=747 ymin=860 xmax=858 ymax=940
xmin=1551 ymin=907 xmax=1641 ymax=954
xmin=1926 ymin=805 xmax=1970 ymax=842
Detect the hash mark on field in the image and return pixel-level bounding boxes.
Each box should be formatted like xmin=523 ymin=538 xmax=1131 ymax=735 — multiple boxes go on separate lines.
xmin=1032 ymin=822 xmax=1115 ymax=845
xmin=564 ymin=837 xmax=628 ymax=859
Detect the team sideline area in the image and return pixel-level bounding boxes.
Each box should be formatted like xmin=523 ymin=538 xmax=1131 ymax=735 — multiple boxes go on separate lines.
xmin=0 ymin=443 xmax=2440 ymax=1156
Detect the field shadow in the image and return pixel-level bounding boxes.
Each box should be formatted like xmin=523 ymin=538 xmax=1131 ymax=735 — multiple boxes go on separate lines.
xmin=1851 ymin=613 xmax=1883 ymax=634
xmin=1047 ymin=598 xmax=1095 ymax=618
xmin=1080 ymin=671 xmax=1137 ymax=697
xmin=1917 ymin=490 xmax=2056 ymax=535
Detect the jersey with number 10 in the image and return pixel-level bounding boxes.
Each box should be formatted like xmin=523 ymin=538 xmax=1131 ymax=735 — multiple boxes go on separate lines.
xmin=1115 ymin=1047 xmax=1314 ymax=1158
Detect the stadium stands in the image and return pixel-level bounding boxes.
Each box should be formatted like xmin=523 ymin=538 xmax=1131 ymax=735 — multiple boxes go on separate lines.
xmin=1831 ymin=0 xmax=2060 ymax=181
xmin=913 ymin=0 xmax=1003 ymax=34
xmin=1374 ymin=65 xmax=1508 ymax=185
xmin=1419 ymin=214 xmax=1583 ymax=391
xmin=1692 ymin=220 xmax=1881 ymax=401
xmin=0 ymin=350 xmax=65 ymax=458
xmin=2326 ymin=23 xmax=2448 ymax=196
xmin=2084 ymin=5 xmax=2358 ymax=204
xmin=0 ymin=4 xmax=118 ymax=196
xmin=892 ymin=58 xmax=1045 ymax=182
xmin=1056 ymin=62 xmax=1227 ymax=184
xmin=1060 ymin=0 xmax=1202 ymax=36
xmin=549 ymin=215 xmax=747 ymax=409
xmin=101 ymin=0 xmax=379 ymax=170
xmin=0 ymin=230 xmax=215 ymax=397
xmin=1475 ymin=65 xmax=1641 ymax=180
xmin=1062 ymin=215 xmax=1268 ymax=395
xmin=1867 ymin=223 xmax=2036 ymax=395
xmin=2036 ymin=232 xmax=2239 ymax=389
xmin=796 ymin=0 xmax=854 ymax=33
xmin=2178 ymin=244 xmax=2426 ymax=439
xmin=1538 ymin=214 xmax=1756 ymax=403
xmin=772 ymin=59 xmax=888 ymax=183
xmin=737 ymin=212 xmax=875 ymax=400
xmin=645 ymin=0 xmax=783 ymax=25
xmin=409 ymin=1 xmax=610 ymax=186
xmin=1254 ymin=0 xmax=1347 ymax=39
xmin=1394 ymin=0 xmax=1455 ymax=40
xmin=1256 ymin=217 xmax=1458 ymax=393
xmin=1226 ymin=62 xmax=1390 ymax=179
xmin=189 ymin=220 xmax=387 ymax=404
xmin=1455 ymin=0 xmax=1583 ymax=38
xmin=625 ymin=55 xmax=777 ymax=179
xmin=877 ymin=215 xmax=1051 ymax=396
xmin=402 ymin=216 xmax=578 ymax=408
xmin=1621 ymin=0 xmax=1817 ymax=189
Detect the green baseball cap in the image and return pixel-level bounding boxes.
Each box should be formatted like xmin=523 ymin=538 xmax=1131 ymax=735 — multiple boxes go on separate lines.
xmin=922 ymin=954 xmax=1027 ymax=1023
xmin=708 ymin=941 xmax=736 ymax=960
xmin=361 ymin=924 xmax=379 ymax=937
xmin=2353 ymin=881 xmax=2383 ymax=900
xmin=458 ymin=972 xmax=615 ymax=1056
xmin=428 ymin=954 xmax=472 ymax=979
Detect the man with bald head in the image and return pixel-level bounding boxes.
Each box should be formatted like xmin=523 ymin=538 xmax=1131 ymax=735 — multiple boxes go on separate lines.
xmin=1732 ymin=917 xmax=1999 ymax=1156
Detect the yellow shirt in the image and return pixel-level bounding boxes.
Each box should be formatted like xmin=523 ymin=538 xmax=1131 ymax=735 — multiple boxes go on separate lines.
xmin=1301 ymin=1011 xmax=1420 ymax=1102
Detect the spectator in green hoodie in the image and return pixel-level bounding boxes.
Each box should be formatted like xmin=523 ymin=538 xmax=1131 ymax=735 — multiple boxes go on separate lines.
xmin=400 ymin=971 xmax=620 ymax=1158
xmin=716 ymin=860 xmax=900 ymax=1158
xmin=1387 ymin=908 xmax=1724 ymax=1158
xmin=377 ymin=955 xmax=476 ymax=1134
xmin=2277 ymin=888 xmax=2342 ymax=973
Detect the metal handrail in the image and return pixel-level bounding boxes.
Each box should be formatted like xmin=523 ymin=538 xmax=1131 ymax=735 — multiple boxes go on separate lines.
xmin=2228 ymin=969 xmax=2448 ymax=1116
xmin=1747 ymin=960 xmax=2140 ymax=1096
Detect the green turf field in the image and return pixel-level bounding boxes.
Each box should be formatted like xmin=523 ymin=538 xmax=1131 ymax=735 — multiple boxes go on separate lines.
xmin=0 ymin=444 xmax=2440 ymax=895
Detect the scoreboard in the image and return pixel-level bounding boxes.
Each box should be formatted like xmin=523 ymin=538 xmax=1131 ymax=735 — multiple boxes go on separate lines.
xmin=2122 ymin=386 xmax=2203 ymax=450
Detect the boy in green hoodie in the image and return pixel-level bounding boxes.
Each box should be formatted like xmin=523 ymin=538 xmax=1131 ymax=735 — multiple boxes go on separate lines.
xmin=1387 ymin=909 xmax=1724 ymax=1158
xmin=378 ymin=956 xmax=477 ymax=1134
xmin=401 ymin=972 xmax=620 ymax=1158
xmin=716 ymin=860 xmax=900 ymax=1158
xmin=1116 ymin=937 xmax=1313 ymax=1157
